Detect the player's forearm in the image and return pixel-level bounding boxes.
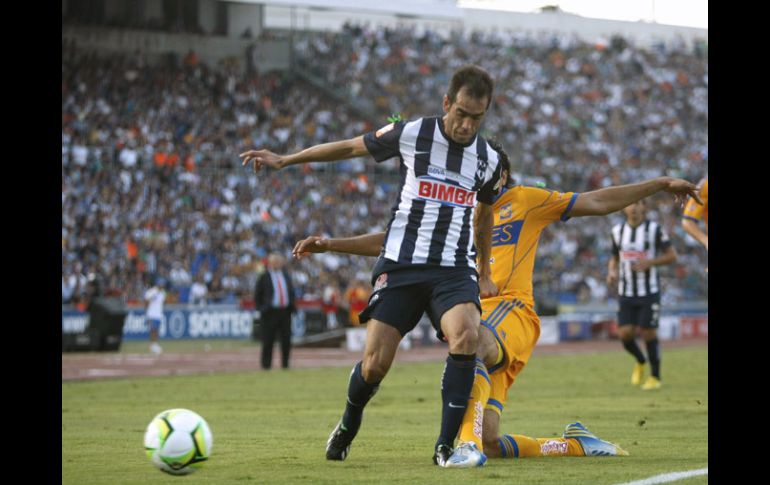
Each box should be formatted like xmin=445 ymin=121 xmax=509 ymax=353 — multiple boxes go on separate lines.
xmin=574 ymin=177 xmax=672 ymax=216
xmin=474 ymin=204 xmax=494 ymax=277
xmin=682 ymin=219 xmax=708 ymax=248
xmin=327 ymin=232 xmax=385 ymax=257
xmin=283 ymin=137 xmax=367 ymax=167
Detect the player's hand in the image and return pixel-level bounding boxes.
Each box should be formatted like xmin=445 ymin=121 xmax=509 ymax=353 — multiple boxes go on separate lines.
xmin=292 ymin=236 xmax=330 ymax=259
xmin=239 ymin=149 xmax=286 ymax=173
xmin=664 ymin=178 xmax=702 ymax=207
xmin=478 ymin=275 xmax=498 ymax=299
xmin=631 ymin=260 xmax=652 ymax=272
xmin=606 ymin=272 xmax=618 ymax=288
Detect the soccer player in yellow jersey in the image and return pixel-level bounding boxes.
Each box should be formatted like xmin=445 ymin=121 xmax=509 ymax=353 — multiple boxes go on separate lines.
xmin=682 ymin=176 xmax=708 ymax=269
xmin=293 ymin=141 xmax=701 ymax=467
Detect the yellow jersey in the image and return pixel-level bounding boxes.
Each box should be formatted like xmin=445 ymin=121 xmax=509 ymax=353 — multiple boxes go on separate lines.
xmin=489 ymin=185 xmax=578 ymax=308
xmin=683 ymin=177 xmax=708 ymax=226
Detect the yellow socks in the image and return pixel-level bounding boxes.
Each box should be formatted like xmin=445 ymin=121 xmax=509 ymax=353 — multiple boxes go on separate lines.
xmin=458 ymin=359 xmax=491 ymax=450
xmin=498 ymin=434 xmax=585 ymax=457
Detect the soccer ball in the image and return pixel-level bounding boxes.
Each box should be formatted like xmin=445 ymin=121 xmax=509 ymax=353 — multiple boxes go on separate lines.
xmin=143 ymin=408 xmax=213 ymax=475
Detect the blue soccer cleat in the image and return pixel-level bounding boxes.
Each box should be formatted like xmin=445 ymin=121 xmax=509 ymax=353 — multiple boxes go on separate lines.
xmin=563 ymin=422 xmax=629 ymax=456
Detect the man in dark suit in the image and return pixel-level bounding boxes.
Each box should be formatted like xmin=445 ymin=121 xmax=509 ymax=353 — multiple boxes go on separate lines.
xmin=254 ymin=253 xmax=296 ymax=369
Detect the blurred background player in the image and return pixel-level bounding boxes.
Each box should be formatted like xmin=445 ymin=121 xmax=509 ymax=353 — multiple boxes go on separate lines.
xmin=343 ymin=278 xmax=371 ymax=326
xmin=241 ymin=65 xmax=503 ymax=466
xmin=321 ymin=273 xmax=341 ymax=330
xmin=681 ymin=176 xmax=708 ymax=270
xmin=144 ymin=277 xmax=167 ymax=354
xmin=254 ymin=253 xmax=296 ymax=370
xmin=293 ymin=140 xmax=700 ymax=466
xmin=608 ymin=200 xmax=678 ymax=391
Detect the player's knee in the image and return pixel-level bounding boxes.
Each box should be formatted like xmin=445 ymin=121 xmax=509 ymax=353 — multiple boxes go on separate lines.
xmin=476 ymin=327 xmax=500 ymax=368
xmin=618 ymin=326 xmax=634 ymax=341
xmin=441 ymin=303 xmax=480 ymax=353
xmin=641 ymin=328 xmax=657 ymax=341
xmin=446 ymin=323 xmax=479 ymax=354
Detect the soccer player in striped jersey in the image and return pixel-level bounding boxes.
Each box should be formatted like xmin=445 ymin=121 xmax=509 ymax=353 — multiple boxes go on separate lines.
xmin=241 ymin=66 xmax=504 ymax=466
xmin=292 ymin=141 xmax=701 ymax=466
xmin=608 ymin=200 xmax=677 ymax=391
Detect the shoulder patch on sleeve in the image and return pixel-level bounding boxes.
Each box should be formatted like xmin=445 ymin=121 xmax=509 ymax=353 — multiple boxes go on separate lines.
xmin=375 ymin=123 xmax=395 ymax=138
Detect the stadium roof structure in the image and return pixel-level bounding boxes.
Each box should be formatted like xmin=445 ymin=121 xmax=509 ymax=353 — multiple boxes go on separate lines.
xmin=232 ymin=0 xmax=465 ymax=20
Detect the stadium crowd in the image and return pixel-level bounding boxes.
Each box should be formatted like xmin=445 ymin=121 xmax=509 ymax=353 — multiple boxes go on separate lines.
xmin=62 ymin=24 xmax=707 ymax=310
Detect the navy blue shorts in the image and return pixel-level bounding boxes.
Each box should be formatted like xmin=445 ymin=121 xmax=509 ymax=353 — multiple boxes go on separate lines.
xmin=359 ymin=266 xmax=481 ymax=337
xmin=618 ymin=294 xmax=661 ymax=329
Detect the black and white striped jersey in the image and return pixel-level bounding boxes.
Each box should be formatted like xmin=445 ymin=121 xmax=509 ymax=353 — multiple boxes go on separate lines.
xmin=363 ymin=116 xmax=503 ymax=271
xmin=611 ymin=220 xmax=672 ymax=297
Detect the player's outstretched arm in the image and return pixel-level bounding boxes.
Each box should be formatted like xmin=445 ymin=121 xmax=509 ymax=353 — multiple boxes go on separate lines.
xmin=569 ymin=177 xmax=702 ymax=217
xmin=292 ymin=232 xmax=386 ymax=260
xmin=240 ymin=136 xmax=369 ymax=173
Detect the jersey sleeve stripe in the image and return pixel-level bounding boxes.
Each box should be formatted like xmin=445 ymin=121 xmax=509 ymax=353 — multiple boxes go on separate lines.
xmin=560 ymin=193 xmax=579 ymax=221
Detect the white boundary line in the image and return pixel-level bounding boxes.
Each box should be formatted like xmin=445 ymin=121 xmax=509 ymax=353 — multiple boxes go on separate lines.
xmin=615 ymin=468 xmax=708 ymax=485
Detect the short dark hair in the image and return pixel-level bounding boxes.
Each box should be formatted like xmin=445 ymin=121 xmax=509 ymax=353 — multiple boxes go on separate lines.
xmin=487 ymin=138 xmax=514 ymax=188
xmin=447 ymin=65 xmax=494 ymax=109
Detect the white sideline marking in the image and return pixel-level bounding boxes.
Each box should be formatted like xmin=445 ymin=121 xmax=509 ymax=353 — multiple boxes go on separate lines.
xmin=615 ymin=468 xmax=708 ymax=485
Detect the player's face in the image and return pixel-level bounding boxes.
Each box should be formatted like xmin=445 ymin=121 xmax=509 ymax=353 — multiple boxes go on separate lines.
xmin=443 ymin=87 xmax=488 ymax=144
xmin=623 ymin=202 xmax=645 ymax=226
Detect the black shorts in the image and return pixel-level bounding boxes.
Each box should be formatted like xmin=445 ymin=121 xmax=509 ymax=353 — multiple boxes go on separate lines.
xmin=359 ymin=266 xmax=482 ymax=337
xmin=618 ymin=294 xmax=661 ymax=329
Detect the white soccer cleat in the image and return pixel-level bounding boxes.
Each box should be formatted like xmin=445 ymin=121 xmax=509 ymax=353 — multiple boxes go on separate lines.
xmin=443 ymin=441 xmax=487 ymax=468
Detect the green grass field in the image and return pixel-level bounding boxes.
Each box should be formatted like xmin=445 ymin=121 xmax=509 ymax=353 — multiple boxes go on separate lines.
xmin=62 ymin=346 xmax=707 ymax=484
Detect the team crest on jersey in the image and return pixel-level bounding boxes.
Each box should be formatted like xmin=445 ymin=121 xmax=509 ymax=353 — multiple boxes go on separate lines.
xmin=499 ymin=203 xmax=512 ymax=220
xmin=373 ymin=273 xmax=388 ymax=292
xmin=375 ymin=123 xmax=395 ymax=138
xmin=474 ymin=155 xmax=489 ymax=188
